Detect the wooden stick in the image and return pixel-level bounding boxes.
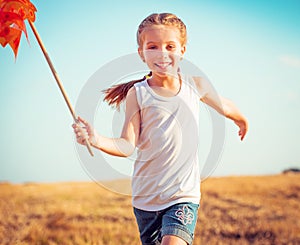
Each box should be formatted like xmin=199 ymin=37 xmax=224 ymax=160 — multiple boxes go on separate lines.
xmin=28 ymin=21 xmax=94 ymax=157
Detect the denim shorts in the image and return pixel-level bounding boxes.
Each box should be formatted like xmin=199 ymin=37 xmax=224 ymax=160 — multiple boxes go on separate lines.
xmin=134 ymin=202 xmax=199 ymax=245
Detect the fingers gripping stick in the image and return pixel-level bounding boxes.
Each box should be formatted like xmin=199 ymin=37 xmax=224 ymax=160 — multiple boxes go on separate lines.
xmin=75 ymin=118 xmax=94 ymax=157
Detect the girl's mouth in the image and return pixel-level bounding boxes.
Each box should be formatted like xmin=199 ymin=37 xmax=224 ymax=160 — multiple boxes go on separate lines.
xmin=154 ymin=62 xmax=172 ymax=69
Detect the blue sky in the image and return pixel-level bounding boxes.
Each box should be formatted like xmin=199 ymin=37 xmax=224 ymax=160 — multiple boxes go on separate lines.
xmin=1 ymin=0 xmax=300 ymax=183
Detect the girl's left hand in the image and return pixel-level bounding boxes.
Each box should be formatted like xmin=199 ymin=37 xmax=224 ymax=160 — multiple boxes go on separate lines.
xmin=235 ymin=118 xmax=248 ymax=141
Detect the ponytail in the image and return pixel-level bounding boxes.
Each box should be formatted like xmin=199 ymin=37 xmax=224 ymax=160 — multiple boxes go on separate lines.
xmin=103 ymin=71 xmax=152 ymax=108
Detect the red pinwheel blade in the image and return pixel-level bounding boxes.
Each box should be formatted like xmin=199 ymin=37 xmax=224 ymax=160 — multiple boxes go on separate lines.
xmin=0 ymin=0 xmax=36 ymax=57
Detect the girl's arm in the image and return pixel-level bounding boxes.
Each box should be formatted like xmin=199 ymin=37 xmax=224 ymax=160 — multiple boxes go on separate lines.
xmin=193 ymin=76 xmax=248 ymax=141
xmin=217 ymin=97 xmax=248 ymax=140
xmin=73 ymin=87 xmax=140 ymax=157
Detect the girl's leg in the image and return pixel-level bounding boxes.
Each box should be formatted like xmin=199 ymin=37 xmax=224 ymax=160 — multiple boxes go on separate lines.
xmin=161 ymin=235 xmax=187 ymax=245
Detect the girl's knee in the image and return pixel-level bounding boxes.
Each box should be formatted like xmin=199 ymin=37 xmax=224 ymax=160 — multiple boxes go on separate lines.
xmin=161 ymin=235 xmax=187 ymax=245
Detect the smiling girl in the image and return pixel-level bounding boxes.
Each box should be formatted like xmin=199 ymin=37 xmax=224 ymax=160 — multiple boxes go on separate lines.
xmin=73 ymin=13 xmax=248 ymax=245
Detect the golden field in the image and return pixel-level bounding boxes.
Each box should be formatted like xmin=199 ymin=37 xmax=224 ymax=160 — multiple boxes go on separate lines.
xmin=0 ymin=174 xmax=299 ymax=245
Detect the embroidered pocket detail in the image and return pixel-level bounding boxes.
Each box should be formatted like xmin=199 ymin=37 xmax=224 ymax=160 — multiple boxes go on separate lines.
xmin=175 ymin=205 xmax=194 ymax=225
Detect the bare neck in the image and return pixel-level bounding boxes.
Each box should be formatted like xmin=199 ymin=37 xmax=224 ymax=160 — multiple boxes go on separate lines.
xmin=147 ymin=73 xmax=182 ymax=96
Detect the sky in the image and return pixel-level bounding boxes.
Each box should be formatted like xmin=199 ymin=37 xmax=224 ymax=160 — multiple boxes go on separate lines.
xmin=0 ymin=0 xmax=300 ymax=183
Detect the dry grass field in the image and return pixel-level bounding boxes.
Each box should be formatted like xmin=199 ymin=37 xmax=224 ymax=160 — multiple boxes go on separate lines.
xmin=0 ymin=173 xmax=299 ymax=245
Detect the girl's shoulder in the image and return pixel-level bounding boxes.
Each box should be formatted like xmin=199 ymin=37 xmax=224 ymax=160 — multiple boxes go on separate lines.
xmin=181 ymin=73 xmax=206 ymax=86
xmin=191 ymin=75 xmax=207 ymax=87
xmin=133 ymin=79 xmax=147 ymax=89
xmin=181 ymin=74 xmax=209 ymax=98
xmin=125 ymin=86 xmax=140 ymax=112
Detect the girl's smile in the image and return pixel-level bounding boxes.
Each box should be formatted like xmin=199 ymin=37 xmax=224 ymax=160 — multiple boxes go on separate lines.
xmin=154 ymin=61 xmax=172 ymax=70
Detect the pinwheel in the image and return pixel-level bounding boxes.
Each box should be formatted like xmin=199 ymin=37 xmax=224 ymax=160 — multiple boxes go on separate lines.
xmin=0 ymin=0 xmax=94 ymax=156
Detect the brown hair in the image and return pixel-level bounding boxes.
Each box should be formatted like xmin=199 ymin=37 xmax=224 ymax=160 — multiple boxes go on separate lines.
xmin=137 ymin=13 xmax=187 ymax=47
xmin=103 ymin=13 xmax=187 ymax=108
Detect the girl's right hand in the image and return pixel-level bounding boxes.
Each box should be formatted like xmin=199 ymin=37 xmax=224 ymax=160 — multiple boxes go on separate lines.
xmin=72 ymin=116 xmax=98 ymax=146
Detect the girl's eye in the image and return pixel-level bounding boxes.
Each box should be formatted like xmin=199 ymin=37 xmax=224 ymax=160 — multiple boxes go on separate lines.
xmin=167 ymin=45 xmax=176 ymax=49
xmin=148 ymin=46 xmax=157 ymax=50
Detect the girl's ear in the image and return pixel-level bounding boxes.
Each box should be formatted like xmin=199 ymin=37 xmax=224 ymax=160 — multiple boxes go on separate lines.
xmin=180 ymin=45 xmax=186 ymax=59
xmin=138 ymin=47 xmax=145 ymax=62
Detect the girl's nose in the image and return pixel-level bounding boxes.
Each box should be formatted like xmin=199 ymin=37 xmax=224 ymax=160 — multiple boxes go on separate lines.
xmin=158 ymin=50 xmax=168 ymax=58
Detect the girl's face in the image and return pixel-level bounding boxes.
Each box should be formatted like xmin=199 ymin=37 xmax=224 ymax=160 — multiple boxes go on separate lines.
xmin=138 ymin=25 xmax=186 ymax=78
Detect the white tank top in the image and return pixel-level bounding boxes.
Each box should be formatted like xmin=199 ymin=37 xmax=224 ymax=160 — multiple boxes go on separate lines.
xmin=132 ymin=74 xmax=205 ymax=211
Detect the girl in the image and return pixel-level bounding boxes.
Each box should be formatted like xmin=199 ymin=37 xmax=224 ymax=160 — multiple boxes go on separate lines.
xmin=73 ymin=13 xmax=248 ymax=245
